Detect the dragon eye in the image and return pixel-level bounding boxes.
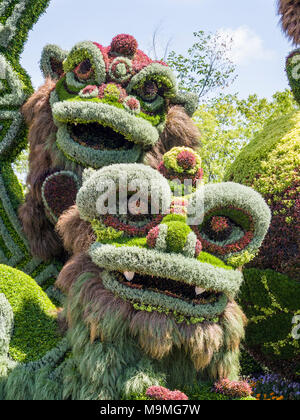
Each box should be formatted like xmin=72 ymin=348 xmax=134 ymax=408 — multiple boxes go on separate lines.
xmin=74 ymin=59 xmax=94 ymax=81
xmin=140 ymin=81 xmax=159 ymax=102
xmin=102 ymin=190 xmax=165 ymax=237
xmin=193 ymin=209 xmax=254 ymax=256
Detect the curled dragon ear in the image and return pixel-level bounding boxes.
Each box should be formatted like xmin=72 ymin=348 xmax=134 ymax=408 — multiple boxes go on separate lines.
xmin=187 ymin=182 xmax=271 ymax=267
xmin=170 ymin=91 xmax=198 ymax=117
xmin=286 ymin=49 xmax=300 ymax=104
xmin=40 ymin=44 xmax=68 ymax=80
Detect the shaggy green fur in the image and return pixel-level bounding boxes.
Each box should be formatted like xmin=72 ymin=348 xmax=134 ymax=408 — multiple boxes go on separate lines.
xmin=0 ymin=265 xmax=60 ymax=362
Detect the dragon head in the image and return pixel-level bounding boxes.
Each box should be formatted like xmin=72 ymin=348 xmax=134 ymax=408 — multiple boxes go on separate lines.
xmin=56 ymin=159 xmax=271 ymax=373
xmin=40 ymin=34 xmax=198 ymax=169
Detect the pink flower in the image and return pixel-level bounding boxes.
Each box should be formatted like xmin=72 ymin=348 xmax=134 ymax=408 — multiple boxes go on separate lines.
xmin=146 ymin=386 xmax=188 ymax=401
xmin=146 ymin=226 xmax=160 ymax=248
xmin=213 ymin=379 xmax=252 ymax=398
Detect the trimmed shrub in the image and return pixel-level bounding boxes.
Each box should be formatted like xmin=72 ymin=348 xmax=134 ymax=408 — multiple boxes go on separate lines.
xmin=226 ymin=111 xmax=300 ymax=378
xmin=0 ymin=264 xmax=60 ymax=362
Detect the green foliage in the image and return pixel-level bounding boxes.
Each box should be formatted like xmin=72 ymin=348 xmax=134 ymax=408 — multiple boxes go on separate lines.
xmin=197 ymin=252 xmax=232 ymax=270
xmin=225 ymin=110 xmax=300 ymax=195
xmin=167 ymin=31 xmax=236 ymax=101
xmin=194 ymin=90 xmax=297 ymax=183
xmin=163 ymin=221 xmax=191 ymax=253
xmin=0 ymin=264 xmax=60 ymax=363
xmin=0 ymin=0 xmax=60 ymax=288
xmin=239 ymin=347 xmax=264 ymax=377
xmin=239 ymin=268 xmax=300 ymax=379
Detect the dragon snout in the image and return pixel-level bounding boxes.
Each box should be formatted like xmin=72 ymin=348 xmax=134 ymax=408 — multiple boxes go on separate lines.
xmin=146 ymin=216 xmax=202 ymax=258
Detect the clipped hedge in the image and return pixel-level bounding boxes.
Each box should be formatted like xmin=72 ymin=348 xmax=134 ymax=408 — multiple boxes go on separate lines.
xmin=226 ymin=111 xmax=300 ymax=379
xmin=239 ymin=268 xmax=300 ymax=381
xmin=0 ymin=264 xmax=60 ymax=362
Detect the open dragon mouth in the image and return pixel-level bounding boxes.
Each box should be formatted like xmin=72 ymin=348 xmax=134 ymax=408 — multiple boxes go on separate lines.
xmin=68 ymin=123 xmax=135 ymax=151
xmin=114 ymin=271 xmax=221 ymax=305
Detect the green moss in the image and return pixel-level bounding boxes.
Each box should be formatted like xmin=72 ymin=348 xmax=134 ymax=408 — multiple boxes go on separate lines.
xmin=0 ymin=264 xmax=60 ymax=362
xmin=100 ymin=236 xmax=148 ymax=248
xmin=0 ymin=162 xmax=24 ymax=211
xmin=0 ymin=1 xmax=51 ymax=60
xmin=197 ymin=252 xmax=232 ymax=270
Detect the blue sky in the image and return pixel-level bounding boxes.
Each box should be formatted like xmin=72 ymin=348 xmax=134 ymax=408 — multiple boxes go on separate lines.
xmin=21 ymin=0 xmax=292 ymax=100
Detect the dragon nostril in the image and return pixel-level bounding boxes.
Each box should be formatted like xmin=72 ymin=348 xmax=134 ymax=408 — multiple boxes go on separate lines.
xmin=98 ymin=83 xmax=127 ymax=103
xmin=146 ymin=226 xmax=160 ymax=249
xmin=79 ymin=85 xmax=98 ymax=99
xmin=195 ymin=239 xmax=202 ymax=257
xmin=124 ymin=96 xmax=140 ymax=113
xmin=146 ymin=224 xmax=168 ymax=251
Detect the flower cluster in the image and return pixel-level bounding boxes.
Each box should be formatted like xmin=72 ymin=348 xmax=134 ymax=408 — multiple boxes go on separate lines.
xmin=97 ymin=82 xmax=127 ymax=102
xmin=211 ymin=216 xmax=230 ymax=233
xmin=177 ymin=149 xmax=197 ymax=170
xmin=213 ymin=378 xmax=252 ymax=399
xmin=158 ymin=147 xmax=203 ymax=187
xmin=146 ymin=226 xmax=160 ymax=248
xmin=146 ymin=386 xmax=188 ymax=401
xmin=252 ymin=373 xmax=300 ymax=400
xmin=110 ymin=34 xmax=138 ymax=57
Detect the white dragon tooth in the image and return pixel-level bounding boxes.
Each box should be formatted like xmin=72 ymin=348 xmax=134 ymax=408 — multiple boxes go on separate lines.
xmin=195 ymin=287 xmax=206 ymax=295
xmin=124 ymin=271 xmax=135 ymax=281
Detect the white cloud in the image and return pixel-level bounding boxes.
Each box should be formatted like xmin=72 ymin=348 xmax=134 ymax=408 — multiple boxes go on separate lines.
xmin=217 ymin=26 xmax=275 ymax=65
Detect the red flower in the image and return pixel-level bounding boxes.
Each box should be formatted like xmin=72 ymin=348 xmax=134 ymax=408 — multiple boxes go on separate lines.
xmin=110 ymin=34 xmax=138 ymax=57
xmin=177 ymin=150 xmax=197 ymax=170
xmin=211 ymin=216 xmax=230 ymax=233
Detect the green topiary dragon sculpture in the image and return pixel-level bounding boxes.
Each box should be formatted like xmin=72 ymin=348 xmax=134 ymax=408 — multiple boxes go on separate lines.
xmin=0 ymin=160 xmax=270 ymax=399
xmin=0 ymin=0 xmax=273 ymax=400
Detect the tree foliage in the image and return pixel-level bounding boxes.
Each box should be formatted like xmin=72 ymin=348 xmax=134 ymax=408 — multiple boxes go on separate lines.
xmin=167 ymin=30 xmax=237 ymax=101
xmin=193 ymin=90 xmax=298 ymax=183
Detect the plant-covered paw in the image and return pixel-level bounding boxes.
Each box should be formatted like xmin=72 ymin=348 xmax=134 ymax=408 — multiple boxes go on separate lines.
xmin=42 ymin=171 xmax=80 ymax=223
